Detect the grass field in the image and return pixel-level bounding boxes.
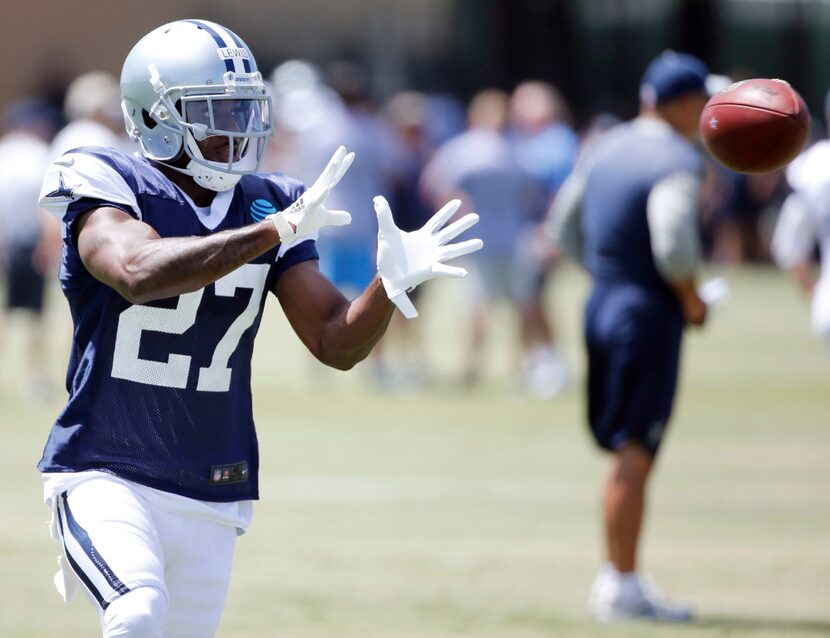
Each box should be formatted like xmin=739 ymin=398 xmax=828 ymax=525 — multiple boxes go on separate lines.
xmin=2 ymin=265 xmax=828 ymax=637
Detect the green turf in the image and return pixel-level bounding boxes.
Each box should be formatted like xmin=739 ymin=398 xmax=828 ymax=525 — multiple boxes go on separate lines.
xmin=1 ymin=265 xmax=828 ymax=637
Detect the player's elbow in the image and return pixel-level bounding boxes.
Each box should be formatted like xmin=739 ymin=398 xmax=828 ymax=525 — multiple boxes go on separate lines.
xmin=120 ymin=286 xmax=157 ymax=306
xmin=114 ymin=264 xmax=165 ymax=305
xmin=315 ymin=339 xmax=372 ymax=371
xmin=330 ymin=358 xmax=359 ymax=372
xmin=109 ymin=273 xmax=151 ymax=305
xmin=319 ymin=349 xmax=365 ymax=371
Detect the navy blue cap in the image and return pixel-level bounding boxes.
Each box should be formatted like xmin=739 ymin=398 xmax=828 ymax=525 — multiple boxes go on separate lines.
xmin=640 ymin=51 xmax=710 ymax=106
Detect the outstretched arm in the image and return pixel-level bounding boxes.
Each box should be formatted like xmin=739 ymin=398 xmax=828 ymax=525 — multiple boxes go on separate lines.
xmin=76 ymin=207 xmax=282 ymax=305
xmin=74 ymin=146 xmax=356 ymax=305
xmin=273 ymin=261 xmax=394 ymax=371
xmin=274 ymin=196 xmax=483 ymax=370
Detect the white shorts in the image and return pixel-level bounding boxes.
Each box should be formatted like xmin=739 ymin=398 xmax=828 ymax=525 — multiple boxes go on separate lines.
xmin=44 ymin=472 xmax=248 ymax=637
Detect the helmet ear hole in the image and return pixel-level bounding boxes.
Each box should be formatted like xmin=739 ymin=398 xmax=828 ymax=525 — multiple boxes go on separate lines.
xmin=142 ymin=109 xmax=157 ymax=129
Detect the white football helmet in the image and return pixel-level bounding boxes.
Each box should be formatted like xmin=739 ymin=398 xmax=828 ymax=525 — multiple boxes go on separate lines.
xmin=120 ymin=19 xmax=272 ymax=191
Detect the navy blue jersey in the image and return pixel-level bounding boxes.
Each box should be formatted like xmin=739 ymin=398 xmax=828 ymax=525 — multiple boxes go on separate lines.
xmin=578 ymin=119 xmax=702 ymax=454
xmin=38 ymin=147 xmax=318 ymax=502
xmin=580 ymin=119 xmax=704 ymax=304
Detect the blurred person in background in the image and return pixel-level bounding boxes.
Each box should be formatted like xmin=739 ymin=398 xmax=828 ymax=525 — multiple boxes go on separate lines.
xmin=509 ymin=80 xmax=579 ymax=398
xmin=0 ymin=99 xmax=62 ymax=401
xmin=421 ymin=92 xmax=467 ymax=149
xmin=377 ymin=91 xmax=435 ymax=389
xmin=270 ymin=59 xmax=398 ymax=385
xmin=265 ymin=59 xmax=341 ymax=178
xmin=299 ymin=60 xmax=395 ymax=299
xmin=549 ymin=51 xmax=712 ymax=622
xmin=703 ymin=167 xmax=786 ymax=264
xmin=770 ymin=88 xmax=830 ymax=350
xmin=421 ymin=88 xmax=541 ymax=388
xmin=51 ymin=71 xmax=132 ymax=158
xmin=579 ymin=112 xmax=623 ymax=152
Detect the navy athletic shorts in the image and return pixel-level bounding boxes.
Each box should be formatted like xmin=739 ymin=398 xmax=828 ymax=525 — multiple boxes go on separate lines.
xmin=5 ymin=242 xmax=45 ymax=312
xmin=584 ymin=284 xmax=683 ymax=456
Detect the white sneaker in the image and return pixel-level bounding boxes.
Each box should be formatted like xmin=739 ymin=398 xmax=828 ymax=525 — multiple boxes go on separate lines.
xmin=516 ymin=346 xmax=569 ymax=399
xmin=588 ymin=566 xmax=693 ymax=623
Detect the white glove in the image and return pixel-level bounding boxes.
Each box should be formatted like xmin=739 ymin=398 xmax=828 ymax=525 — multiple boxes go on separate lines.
xmin=698 ymin=276 xmax=730 ymax=308
xmin=375 ymin=196 xmax=483 ymax=318
xmin=270 ymin=145 xmax=354 ymax=245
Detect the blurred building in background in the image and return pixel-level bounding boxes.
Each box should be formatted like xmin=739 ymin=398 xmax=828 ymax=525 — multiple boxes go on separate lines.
xmin=4 ymin=0 xmax=830 ymax=125
xmin=2 ymin=0 xmax=828 ymax=390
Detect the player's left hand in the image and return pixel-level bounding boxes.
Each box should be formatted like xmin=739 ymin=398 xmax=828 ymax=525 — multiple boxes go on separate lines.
xmin=270 ymin=146 xmax=354 ymax=246
xmin=374 ymin=196 xmax=483 ymax=318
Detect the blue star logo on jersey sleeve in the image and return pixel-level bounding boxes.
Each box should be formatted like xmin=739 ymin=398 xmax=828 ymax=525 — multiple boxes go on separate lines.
xmin=250 ymin=199 xmax=276 ymax=222
xmin=44 ymin=172 xmax=80 ymax=200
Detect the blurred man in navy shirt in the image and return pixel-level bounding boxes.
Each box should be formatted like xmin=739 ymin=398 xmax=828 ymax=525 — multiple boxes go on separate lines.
xmin=549 ymin=51 xmax=710 ymax=622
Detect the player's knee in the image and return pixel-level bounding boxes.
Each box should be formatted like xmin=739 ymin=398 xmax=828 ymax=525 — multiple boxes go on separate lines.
xmin=103 ymin=586 xmax=167 ymax=638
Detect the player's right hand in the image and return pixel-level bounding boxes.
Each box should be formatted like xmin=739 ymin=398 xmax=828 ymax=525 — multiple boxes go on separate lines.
xmin=682 ymin=294 xmax=707 ymax=327
xmin=269 ymin=146 xmax=355 ymax=246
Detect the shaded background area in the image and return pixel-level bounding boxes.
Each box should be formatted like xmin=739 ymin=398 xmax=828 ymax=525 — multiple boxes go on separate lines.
xmin=3 ymin=0 xmax=829 ymax=126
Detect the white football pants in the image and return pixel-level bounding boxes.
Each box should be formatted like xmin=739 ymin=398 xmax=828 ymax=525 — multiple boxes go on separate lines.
xmin=52 ymin=476 xmax=237 ymax=637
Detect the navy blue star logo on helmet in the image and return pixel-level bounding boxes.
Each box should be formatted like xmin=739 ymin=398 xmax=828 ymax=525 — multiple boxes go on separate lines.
xmin=250 ymin=198 xmax=276 ymax=222
xmin=44 ymin=172 xmax=80 ymax=200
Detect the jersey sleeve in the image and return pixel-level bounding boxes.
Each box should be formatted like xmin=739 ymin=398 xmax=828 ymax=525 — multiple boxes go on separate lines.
xmin=39 ymin=151 xmax=141 ymax=243
xmin=272 ymin=239 xmax=320 ymax=285
xmin=646 ymin=171 xmax=703 ymax=282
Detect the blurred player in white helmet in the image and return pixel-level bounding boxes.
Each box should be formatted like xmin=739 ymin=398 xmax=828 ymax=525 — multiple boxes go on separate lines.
xmin=771 ymin=89 xmax=830 ymax=348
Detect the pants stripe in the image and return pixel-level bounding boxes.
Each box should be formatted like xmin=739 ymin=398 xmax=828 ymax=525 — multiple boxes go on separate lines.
xmin=55 ymin=504 xmax=106 ymax=608
xmin=57 ymin=491 xmax=131 ymax=609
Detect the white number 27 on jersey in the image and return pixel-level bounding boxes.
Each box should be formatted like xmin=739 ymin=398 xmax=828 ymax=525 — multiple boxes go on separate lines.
xmin=111 ymin=263 xmax=269 ymax=392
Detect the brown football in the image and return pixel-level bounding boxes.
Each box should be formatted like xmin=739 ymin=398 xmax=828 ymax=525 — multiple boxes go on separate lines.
xmin=700 ymin=78 xmax=810 ymax=174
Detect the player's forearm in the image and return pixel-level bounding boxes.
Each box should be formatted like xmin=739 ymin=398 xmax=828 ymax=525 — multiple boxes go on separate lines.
xmin=119 ymin=221 xmax=280 ymax=304
xmin=318 ymin=276 xmax=395 ymax=370
xmin=668 ymin=277 xmax=706 ymax=326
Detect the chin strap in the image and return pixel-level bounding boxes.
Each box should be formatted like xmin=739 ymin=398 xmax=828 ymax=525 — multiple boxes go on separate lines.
xmin=187 ymin=161 xmax=242 ymax=192
xmin=153 ymin=154 xmax=242 ymax=193
xmin=182 ymin=134 xmax=242 ymax=192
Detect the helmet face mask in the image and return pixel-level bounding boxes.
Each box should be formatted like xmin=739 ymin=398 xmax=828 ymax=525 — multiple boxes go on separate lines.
xmin=120 ymin=20 xmax=273 ymax=191
xmin=151 ymin=73 xmax=272 ymax=174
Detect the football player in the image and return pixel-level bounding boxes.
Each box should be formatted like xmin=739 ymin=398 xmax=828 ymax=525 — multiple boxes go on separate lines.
xmin=771 ymin=91 xmax=830 ymax=349
xmin=38 ymin=19 xmax=482 ymax=638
